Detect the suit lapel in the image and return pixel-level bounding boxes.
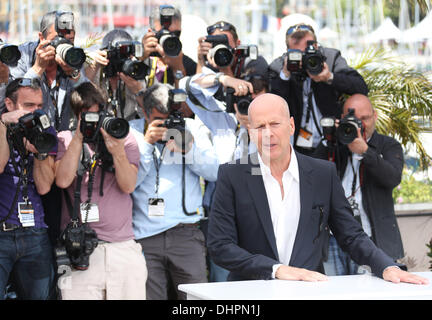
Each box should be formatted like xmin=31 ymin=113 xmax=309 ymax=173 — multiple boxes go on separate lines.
xmin=289 ymin=152 xmax=314 ymax=266
xmin=245 ymin=154 xmax=279 ymax=260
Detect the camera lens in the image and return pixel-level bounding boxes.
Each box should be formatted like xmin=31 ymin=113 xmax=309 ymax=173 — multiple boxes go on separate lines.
xmin=102 ymin=117 xmax=129 ymax=139
xmin=31 ymin=132 xmax=57 ymax=154
xmin=0 ymin=44 xmax=21 ymax=66
xmin=336 ymin=122 xmax=358 ymax=145
xmin=236 ymin=97 xmax=252 ymax=115
xmin=160 ymin=34 xmax=182 ymax=57
xmin=56 ymin=43 xmax=86 ymax=69
xmin=212 ymin=44 xmax=233 ymax=67
xmin=304 ymin=55 xmax=323 ymax=75
xmin=122 ymin=60 xmax=148 ymax=80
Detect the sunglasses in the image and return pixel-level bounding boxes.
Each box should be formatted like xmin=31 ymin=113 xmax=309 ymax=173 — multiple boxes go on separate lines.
xmin=286 ymin=24 xmax=314 ymax=36
xmin=207 ymin=22 xmax=237 ymax=35
xmin=18 ymin=78 xmax=42 ymax=87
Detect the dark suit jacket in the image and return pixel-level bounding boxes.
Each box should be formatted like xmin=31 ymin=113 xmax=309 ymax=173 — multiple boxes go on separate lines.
xmin=314 ymin=131 xmax=405 ymax=260
xmin=207 ymin=152 xmax=401 ymax=281
xmin=269 ymin=48 xmax=369 ymax=144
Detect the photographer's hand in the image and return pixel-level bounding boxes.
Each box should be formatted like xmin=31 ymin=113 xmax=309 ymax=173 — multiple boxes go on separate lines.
xmin=308 ymin=62 xmax=333 ymax=83
xmin=84 ymin=50 xmax=109 ymax=82
xmin=32 ymin=39 xmax=56 ymax=77
xmin=142 ymin=28 xmax=159 ymax=60
xmin=144 ymin=119 xmax=167 ymax=145
xmin=347 ymin=128 xmax=368 ymax=155
xmin=220 ymin=76 xmax=253 ymax=96
xmin=100 ymin=128 xmax=138 ymax=194
xmin=281 ymin=56 xmax=291 ymax=80
xmin=55 ymin=55 xmax=77 ymax=79
xmin=1 ymin=109 xmax=30 ymax=125
xmin=196 ymin=36 xmax=212 ymax=73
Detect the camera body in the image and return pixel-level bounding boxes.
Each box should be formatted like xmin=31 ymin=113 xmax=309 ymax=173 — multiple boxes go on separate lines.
xmin=80 ymin=110 xmax=130 ymax=144
xmin=51 ymin=12 xmax=86 ymax=70
xmin=320 ymin=108 xmax=364 ymax=145
xmin=151 ymin=5 xmax=182 ymax=57
xmin=287 ymin=40 xmax=326 ymax=78
xmin=336 ymin=108 xmax=363 ymax=145
xmin=57 ymin=221 xmax=99 ymax=271
xmin=225 ymin=87 xmax=252 ymax=115
xmin=157 ymin=89 xmax=193 ymax=150
xmin=0 ymin=40 xmax=21 ymax=66
xmin=8 ymin=110 xmax=57 ymax=154
xmin=104 ymin=41 xmax=148 ymax=80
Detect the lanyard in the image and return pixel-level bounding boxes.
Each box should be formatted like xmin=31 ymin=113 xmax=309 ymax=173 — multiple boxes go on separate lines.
xmin=303 ymin=82 xmax=322 ymax=137
xmin=152 ymin=145 xmax=166 ymax=197
xmin=46 ymin=73 xmax=62 ymax=130
xmin=348 ymin=154 xmax=363 ymax=198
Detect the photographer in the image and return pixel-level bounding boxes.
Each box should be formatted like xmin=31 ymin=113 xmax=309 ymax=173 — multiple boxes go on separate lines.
xmin=85 ymin=29 xmax=148 ymax=121
xmin=314 ymin=94 xmax=404 ymax=276
xmin=129 ymin=83 xmax=219 ymax=300
xmin=141 ymin=5 xmax=196 ymax=87
xmin=0 ymin=78 xmax=56 ymax=300
xmin=269 ymin=23 xmax=368 ymax=156
xmin=8 ymin=10 xmax=88 ymax=132
xmin=55 ymin=82 xmax=147 ymax=300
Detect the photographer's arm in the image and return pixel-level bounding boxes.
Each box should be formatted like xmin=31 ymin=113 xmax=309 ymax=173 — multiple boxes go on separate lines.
xmin=33 ymin=155 xmax=55 ymax=195
xmin=55 ymin=131 xmax=83 ymax=189
xmin=100 ymin=129 xmax=137 ymax=194
xmin=0 ymin=118 xmax=10 ymax=173
xmin=31 ymin=39 xmax=56 ymax=78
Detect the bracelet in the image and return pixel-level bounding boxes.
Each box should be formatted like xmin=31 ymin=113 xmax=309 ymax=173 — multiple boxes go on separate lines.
xmin=34 ymin=153 xmax=48 ymax=161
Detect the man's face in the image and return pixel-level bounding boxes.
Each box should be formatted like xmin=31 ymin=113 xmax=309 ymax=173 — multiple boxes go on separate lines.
xmin=249 ymin=98 xmax=295 ymax=164
xmin=342 ymin=99 xmax=377 ymax=140
xmin=41 ymin=23 xmax=76 ymax=43
xmin=211 ymin=29 xmax=239 ymax=49
xmin=154 ymin=18 xmax=182 ymax=33
xmin=287 ymin=33 xmax=315 ymax=51
xmin=8 ymin=88 xmax=43 ymax=113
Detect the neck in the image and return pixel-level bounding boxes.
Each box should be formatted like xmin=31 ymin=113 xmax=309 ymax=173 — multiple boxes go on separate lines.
xmin=261 ymin=148 xmax=291 ymax=179
xmin=45 ymin=63 xmax=57 ymax=83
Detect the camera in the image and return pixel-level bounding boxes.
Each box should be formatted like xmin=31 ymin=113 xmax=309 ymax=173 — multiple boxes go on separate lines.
xmin=205 ymin=34 xmax=233 ymax=67
xmin=336 ymin=108 xmax=363 ymax=145
xmin=50 ymin=12 xmax=86 ymax=70
xmin=0 ymin=40 xmax=21 ymax=66
xmin=287 ymin=40 xmax=326 ymax=78
xmin=104 ymin=41 xmax=148 ymax=80
xmin=225 ymin=87 xmax=252 ymax=115
xmin=80 ymin=110 xmax=130 ymax=144
xmin=8 ymin=110 xmax=57 ymax=154
xmin=57 ymin=221 xmax=99 ymax=271
xmin=158 ymin=89 xmax=193 ymax=151
xmin=151 ymin=5 xmax=182 ymax=57
xmin=232 ymin=44 xmax=258 ymax=61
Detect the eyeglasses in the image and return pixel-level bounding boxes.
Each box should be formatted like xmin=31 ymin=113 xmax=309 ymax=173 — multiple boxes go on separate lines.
xmin=18 ymin=78 xmax=42 ymax=87
xmin=207 ymin=22 xmax=237 ymax=35
xmin=286 ymin=24 xmax=315 ymax=36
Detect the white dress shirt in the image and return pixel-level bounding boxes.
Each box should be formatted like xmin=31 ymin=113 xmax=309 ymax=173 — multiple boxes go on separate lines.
xmin=257 ymin=148 xmax=301 ymax=278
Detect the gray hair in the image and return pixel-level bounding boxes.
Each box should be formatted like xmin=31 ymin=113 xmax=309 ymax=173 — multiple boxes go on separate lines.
xmin=150 ymin=6 xmax=182 ymax=28
xmin=102 ymin=29 xmax=133 ymax=49
xmin=141 ymin=83 xmax=174 ymax=117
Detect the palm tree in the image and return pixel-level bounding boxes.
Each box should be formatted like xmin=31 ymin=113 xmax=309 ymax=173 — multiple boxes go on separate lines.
xmin=349 ymin=47 xmax=432 ymax=169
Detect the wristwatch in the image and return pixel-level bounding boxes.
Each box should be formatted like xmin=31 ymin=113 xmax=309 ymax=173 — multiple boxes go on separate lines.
xmin=213 ymin=72 xmax=224 ymax=86
xmin=70 ymin=69 xmax=80 ymax=80
xmin=34 ymin=153 xmax=48 ymax=161
xmin=174 ymin=70 xmax=184 ymax=80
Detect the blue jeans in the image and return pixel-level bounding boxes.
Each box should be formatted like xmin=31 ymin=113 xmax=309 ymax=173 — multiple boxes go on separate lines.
xmin=0 ymin=227 xmax=55 ymax=300
xmin=323 ymin=235 xmax=359 ymax=276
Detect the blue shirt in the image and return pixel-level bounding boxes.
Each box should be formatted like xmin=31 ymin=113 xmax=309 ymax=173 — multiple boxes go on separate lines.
xmin=129 ymin=118 xmax=219 ymax=239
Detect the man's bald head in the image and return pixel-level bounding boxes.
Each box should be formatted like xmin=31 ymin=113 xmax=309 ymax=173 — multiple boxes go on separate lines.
xmin=343 ymin=94 xmax=373 ymax=114
xmin=248 ymin=93 xmax=290 ymax=123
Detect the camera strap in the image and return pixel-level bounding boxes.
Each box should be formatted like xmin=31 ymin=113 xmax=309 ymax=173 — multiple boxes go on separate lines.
xmin=152 ymin=145 xmax=166 ymax=197
xmin=47 ymin=72 xmax=62 ymax=129
xmin=348 ymin=154 xmax=364 ymax=198
xmin=304 ymin=85 xmax=322 ymax=137
xmin=181 ymin=153 xmax=200 ymax=216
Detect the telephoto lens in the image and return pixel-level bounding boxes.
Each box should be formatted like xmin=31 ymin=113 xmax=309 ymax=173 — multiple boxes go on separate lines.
xmin=102 ymin=117 xmax=130 ymax=139
xmin=121 ymin=60 xmax=148 ymax=80
xmin=159 ymin=32 xmax=182 ymax=57
xmin=0 ymin=43 xmax=21 ymax=66
xmin=55 ymin=43 xmax=86 ymax=69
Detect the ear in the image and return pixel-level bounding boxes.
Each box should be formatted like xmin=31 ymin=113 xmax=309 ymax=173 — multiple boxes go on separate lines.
xmin=38 ymin=31 xmax=44 ymax=42
xmin=4 ymin=97 xmax=15 ymax=112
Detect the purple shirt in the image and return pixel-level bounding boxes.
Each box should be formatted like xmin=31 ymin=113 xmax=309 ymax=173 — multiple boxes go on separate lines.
xmin=0 ymin=126 xmax=58 ymax=228
xmin=56 ymin=131 xmax=140 ymax=242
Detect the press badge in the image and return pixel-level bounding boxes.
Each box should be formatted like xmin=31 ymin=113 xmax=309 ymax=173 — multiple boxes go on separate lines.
xmin=80 ymin=202 xmax=100 ymax=223
xmin=148 ymin=198 xmax=165 ymax=216
xmin=296 ymin=127 xmax=313 ymax=148
xmin=18 ymin=202 xmax=35 ymax=227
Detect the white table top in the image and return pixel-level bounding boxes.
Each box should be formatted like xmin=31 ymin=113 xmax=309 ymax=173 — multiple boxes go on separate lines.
xmin=178 ymin=272 xmax=432 ymax=300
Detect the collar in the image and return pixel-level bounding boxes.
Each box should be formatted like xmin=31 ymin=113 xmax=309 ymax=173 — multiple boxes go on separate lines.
xmin=257 ymin=145 xmax=299 ymax=183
